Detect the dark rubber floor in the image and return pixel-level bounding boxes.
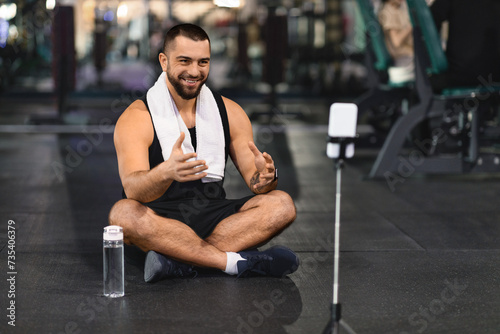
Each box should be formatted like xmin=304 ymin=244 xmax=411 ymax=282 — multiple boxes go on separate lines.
xmin=1 ymin=101 xmax=500 ymax=334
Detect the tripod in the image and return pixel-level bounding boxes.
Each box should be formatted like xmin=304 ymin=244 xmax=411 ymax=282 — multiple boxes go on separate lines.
xmin=322 ymin=136 xmax=358 ymax=334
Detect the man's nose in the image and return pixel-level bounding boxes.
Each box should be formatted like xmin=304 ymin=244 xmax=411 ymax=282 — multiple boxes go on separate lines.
xmin=186 ymin=63 xmax=201 ymax=78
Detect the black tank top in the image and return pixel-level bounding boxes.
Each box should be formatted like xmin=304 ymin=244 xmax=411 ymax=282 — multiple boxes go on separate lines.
xmin=122 ymin=91 xmax=231 ymax=203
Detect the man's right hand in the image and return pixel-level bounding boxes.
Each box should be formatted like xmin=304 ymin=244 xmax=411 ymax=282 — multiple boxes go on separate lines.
xmin=164 ymin=132 xmax=208 ymax=182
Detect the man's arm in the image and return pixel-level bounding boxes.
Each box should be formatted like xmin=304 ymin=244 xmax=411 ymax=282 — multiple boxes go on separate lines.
xmin=388 ymin=25 xmax=412 ymax=48
xmin=114 ymin=100 xmax=208 ymax=203
xmin=223 ymin=97 xmax=277 ymax=194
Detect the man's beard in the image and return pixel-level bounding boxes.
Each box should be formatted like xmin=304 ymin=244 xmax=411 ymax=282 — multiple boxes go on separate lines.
xmin=166 ymin=69 xmax=207 ymax=100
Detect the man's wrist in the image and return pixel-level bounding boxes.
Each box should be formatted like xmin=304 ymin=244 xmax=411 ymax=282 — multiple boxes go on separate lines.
xmin=273 ymin=168 xmax=278 ymax=183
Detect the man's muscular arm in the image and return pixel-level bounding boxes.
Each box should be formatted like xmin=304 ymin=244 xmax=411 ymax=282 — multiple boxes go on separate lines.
xmin=224 ymin=97 xmax=277 ymax=194
xmin=114 ymin=100 xmax=207 ymax=203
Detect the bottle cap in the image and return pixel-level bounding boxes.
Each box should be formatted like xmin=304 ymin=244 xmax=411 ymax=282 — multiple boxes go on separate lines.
xmin=103 ymin=226 xmax=123 ymax=241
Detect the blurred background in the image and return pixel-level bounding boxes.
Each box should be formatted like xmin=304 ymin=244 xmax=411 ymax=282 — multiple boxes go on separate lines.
xmin=0 ymin=0 xmax=376 ymax=126
xmin=4 ymin=3 xmax=500 ymax=334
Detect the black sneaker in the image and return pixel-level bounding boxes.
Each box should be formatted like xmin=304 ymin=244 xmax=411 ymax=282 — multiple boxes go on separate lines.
xmin=144 ymin=251 xmax=196 ymax=283
xmin=236 ymin=246 xmax=299 ymax=278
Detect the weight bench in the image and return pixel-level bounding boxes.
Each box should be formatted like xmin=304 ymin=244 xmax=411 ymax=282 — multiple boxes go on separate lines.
xmin=354 ymin=0 xmax=414 ymax=134
xmin=369 ymin=0 xmax=500 ymax=178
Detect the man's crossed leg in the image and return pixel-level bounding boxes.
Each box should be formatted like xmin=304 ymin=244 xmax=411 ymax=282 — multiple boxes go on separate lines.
xmin=109 ymin=190 xmax=299 ymax=282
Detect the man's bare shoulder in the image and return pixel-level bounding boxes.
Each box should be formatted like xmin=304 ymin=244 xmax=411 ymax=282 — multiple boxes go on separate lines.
xmin=221 ymin=96 xmax=251 ymax=126
xmin=117 ymin=99 xmax=149 ymax=123
xmin=115 ymin=99 xmax=154 ymax=143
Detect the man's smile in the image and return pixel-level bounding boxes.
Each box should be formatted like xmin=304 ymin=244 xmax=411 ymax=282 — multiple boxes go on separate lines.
xmin=182 ymin=78 xmax=199 ymax=86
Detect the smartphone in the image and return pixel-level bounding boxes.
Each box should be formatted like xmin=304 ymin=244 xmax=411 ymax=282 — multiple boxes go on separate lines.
xmin=327 ymin=103 xmax=358 ymax=159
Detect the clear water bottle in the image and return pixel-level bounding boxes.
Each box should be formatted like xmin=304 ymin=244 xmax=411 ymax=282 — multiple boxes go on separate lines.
xmin=103 ymin=226 xmax=124 ymax=298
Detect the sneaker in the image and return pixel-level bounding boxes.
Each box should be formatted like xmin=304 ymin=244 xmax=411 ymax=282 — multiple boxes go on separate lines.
xmin=236 ymin=246 xmax=299 ymax=278
xmin=144 ymin=251 xmax=196 ymax=283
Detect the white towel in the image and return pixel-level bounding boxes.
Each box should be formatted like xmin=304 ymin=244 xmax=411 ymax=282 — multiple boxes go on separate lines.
xmin=146 ymin=72 xmax=225 ymax=183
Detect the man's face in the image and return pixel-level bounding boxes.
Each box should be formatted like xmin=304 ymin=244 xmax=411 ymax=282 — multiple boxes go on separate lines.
xmin=163 ymin=36 xmax=210 ymax=100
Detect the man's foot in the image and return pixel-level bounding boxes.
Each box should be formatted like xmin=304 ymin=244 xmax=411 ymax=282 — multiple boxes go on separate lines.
xmin=144 ymin=251 xmax=196 ymax=283
xmin=236 ymin=246 xmax=300 ymax=278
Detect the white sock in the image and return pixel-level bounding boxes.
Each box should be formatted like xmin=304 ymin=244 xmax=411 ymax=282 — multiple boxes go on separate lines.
xmin=224 ymin=252 xmax=246 ymax=275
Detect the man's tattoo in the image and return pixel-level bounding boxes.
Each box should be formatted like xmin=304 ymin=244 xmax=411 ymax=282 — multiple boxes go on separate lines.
xmin=250 ymin=171 xmax=276 ymax=194
xmin=250 ymin=172 xmax=261 ymax=191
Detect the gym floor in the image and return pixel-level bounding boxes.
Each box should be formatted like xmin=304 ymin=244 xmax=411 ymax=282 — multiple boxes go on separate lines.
xmin=1 ymin=94 xmax=499 ymax=334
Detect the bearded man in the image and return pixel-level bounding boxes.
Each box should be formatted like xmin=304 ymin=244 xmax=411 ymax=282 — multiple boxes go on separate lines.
xmin=109 ymin=23 xmax=299 ymax=283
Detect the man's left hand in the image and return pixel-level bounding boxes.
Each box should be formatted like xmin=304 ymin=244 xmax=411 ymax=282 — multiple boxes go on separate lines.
xmin=248 ymin=141 xmax=276 ymax=190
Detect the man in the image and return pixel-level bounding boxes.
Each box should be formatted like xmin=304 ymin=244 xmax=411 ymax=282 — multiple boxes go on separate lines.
xmin=108 ymin=24 xmax=299 ymax=283
xmin=430 ymin=0 xmax=500 ymax=92
xmin=378 ymin=0 xmax=415 ymax=84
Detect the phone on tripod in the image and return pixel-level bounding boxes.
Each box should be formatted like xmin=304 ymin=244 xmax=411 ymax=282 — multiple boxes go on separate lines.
xmin=327 ymin=103 xmax=358 ymax=159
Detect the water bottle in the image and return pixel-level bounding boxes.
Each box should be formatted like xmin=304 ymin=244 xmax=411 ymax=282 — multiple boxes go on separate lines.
xmin=103 ymin=226 xmax=124 ymax=298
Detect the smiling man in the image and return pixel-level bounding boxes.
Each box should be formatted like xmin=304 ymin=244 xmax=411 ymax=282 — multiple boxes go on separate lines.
xmin=109 ymin=23 xmax=299 ymax=283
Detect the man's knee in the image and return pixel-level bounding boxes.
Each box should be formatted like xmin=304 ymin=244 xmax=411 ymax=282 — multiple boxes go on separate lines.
xmin=269 ymin=190 xmax=297 ymax=224
xmin=109 ymin=199 xmax=143 ymax=225
xmin=108 ymin=199 xmax=155 ymax=241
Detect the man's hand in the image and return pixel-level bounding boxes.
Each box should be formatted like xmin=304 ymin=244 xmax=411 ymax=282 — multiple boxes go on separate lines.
xmin=248 ymin=141 xmax=276 ymax=192
xmin=165 ymin=132 xmax=208 ymax=182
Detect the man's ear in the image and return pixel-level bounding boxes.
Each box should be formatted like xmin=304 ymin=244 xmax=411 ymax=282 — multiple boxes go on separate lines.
xmin=159 ymin=53 xmax=168 ymax=72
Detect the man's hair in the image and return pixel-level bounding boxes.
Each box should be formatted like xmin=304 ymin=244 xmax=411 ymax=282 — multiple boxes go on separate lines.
xmin=162 ymin=23 xmax=210 ymax=54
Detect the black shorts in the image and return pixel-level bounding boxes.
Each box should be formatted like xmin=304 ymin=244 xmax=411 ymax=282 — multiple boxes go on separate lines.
xmin=144 ymin=195 xmax=255 ymax=239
